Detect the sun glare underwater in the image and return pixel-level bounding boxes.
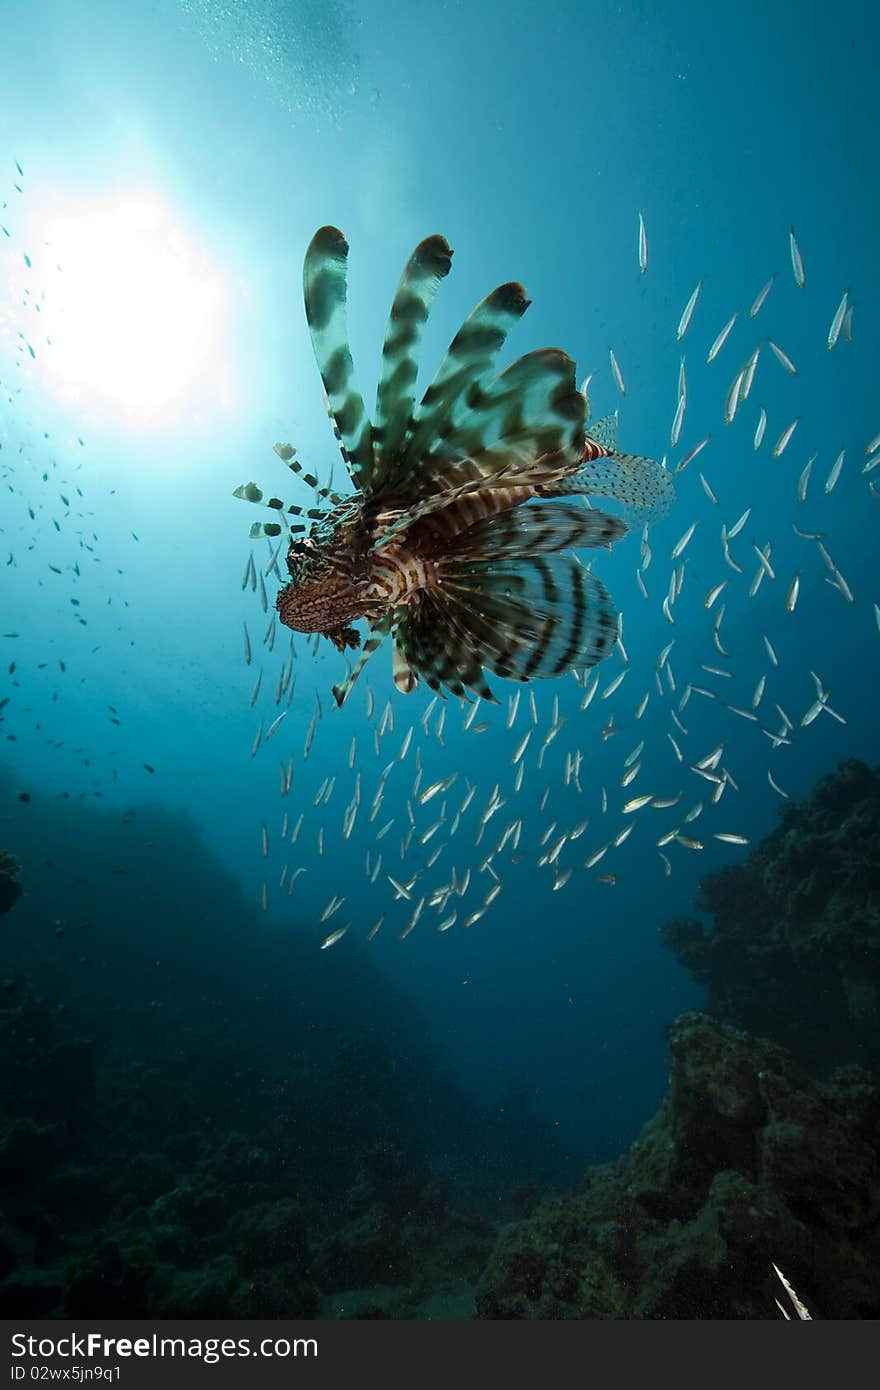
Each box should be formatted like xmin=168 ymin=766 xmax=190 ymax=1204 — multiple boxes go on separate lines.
xmin=1 ymin=0 xmax=879 ymax=1322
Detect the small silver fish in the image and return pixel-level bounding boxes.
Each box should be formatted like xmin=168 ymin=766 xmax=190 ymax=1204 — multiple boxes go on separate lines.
xmin=728 ymin=506 xmax=752 ymax=539
xmin=724 ymin=368 xmax=745 ymax=425
xmin=824 ymin=449 xmax=844 ymax=493
xmin=754 ymin=406 xmax=767 ymax=451
xmin=676 ymin=280 xmax=703 ymax=342
xmin=827 ymin=290 xmax=848 ymax=351
xmin=265 ymin=710 xmax=286 ymax=741
xmin=674 ymin=834 xmax=704 ymax=851
xmin=785 ymin=572 xmax=800 ymax=613
xmin=707 ymin=312 xmax=737 ymax=364
xmin=320 ymin=924 xmax=350 ymax=950
xmin=739 ymin=346 xmax=760 ymax=401
xmin=601 ymin=668 xmax=628 ymax=699
xmin=768 ymin=769 xmax=789 ymax=798
xmin=671 ymin=521 xmax=697 ymax=559
xmin=748 ymin=274 xmax=775 ymax=318
xmin=609 ymin=346 xmax=626 ymax=395
xmin=675 ymin=435 xmax=711 ymax=474
xmin=751 ymin=541 xmax=774 ymax=581
xmin=796 ymin=455 xmax=814 ymax=504
xmin=698 ymin=474 xmax=719 ymax=508
xmin=767 ymin=339 xmax=798 ymax=375
xmin=789 ymin=226 xmax=805 ymax=289
xmin=773 ymin=418 xmax=799 ymax=458
xmin=670 ymin=393 xmax=686 ymax=448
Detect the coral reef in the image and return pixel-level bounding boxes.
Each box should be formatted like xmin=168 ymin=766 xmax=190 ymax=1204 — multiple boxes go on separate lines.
xmin=0 ymin=974 xmax=503 ymax=1318
xmin=0 ymin=851 xmax=21 ymax=915
xmin=476 ymin=1012 xmax=880 ymax=1319
xmin=0 ymin=774 xmax=566 ymax=1318
xmin=662 ymin=760 xmax=880 ymax=1073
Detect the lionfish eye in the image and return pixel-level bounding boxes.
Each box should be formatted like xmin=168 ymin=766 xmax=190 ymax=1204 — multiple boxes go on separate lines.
xmin=286 ymin=536 xmax=316 ymax=581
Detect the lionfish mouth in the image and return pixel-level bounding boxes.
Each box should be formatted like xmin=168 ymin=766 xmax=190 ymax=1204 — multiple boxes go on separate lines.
xmin=234 ymin=226 xmax=673 ymax=703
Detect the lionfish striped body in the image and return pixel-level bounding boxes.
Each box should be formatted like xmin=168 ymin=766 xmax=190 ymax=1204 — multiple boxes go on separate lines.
xmin=234 ymin=227 xmax=673 ymax=705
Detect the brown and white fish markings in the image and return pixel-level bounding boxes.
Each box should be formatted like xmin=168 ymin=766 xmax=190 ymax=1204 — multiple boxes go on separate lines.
xmin=233 ymin=227 xmax=674 ymax=707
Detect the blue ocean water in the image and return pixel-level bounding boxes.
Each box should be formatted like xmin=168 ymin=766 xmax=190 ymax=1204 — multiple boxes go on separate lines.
xmin=0 ymin=0 xmax=878 ymax=1316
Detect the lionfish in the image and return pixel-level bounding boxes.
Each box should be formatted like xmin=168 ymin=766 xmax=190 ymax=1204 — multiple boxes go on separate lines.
xmin=234 ymin=227 xmax=673 ymax=706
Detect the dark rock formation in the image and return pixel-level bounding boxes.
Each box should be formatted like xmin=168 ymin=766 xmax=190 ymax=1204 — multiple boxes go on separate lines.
xmin=0 ymin=852 xmax=21 ymax=916
xmin=662 ymin=760 xmax=880 ymax=1073
xmin=476 ymin=1013 xmax=880 ymax=1319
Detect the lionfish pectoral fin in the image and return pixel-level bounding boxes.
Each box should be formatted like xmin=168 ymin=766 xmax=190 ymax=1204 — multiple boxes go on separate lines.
xmin=391 ymin=637 xmax=418 ymax=694
xmin=433 ymin=556 xmax=619 ymax=684
xmin=331 ymin=615 xmax=392 ymax=707
xmin=373 ymin=235 xmax=454 ymax=492
xmin=386 ymin=344 xmax=586 ymax=509
xmin=446 ymin=501 xmax=626 ymax=562
xmin=394 ymin=594 xmax=496 ymax=703
xmin=273 ymin=442 xmax=347 ymax=507
xmin=303 ymin=227 xmax=374 ymax=492
xmin=233 ymin=482 xmax=310 ymax=539
xmin=391 ymin=280 xmax=533 ymax=488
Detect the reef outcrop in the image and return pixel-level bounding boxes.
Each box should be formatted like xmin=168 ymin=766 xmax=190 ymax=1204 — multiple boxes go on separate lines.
xmin=662 ymin=759 xmax=880 ymax=1073
xmin=0 ymin=851 xmax=21 ymax=916
xmin=476 ymin=1012 xmax=880 ymax=1319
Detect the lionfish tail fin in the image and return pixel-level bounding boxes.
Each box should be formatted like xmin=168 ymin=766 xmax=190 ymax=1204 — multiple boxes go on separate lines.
xmin=557 ymin=448 xmax=675 ymax=524
xmin=584 ymin=411 xmax=619 ymax=451
xmin=303 ymin=227 xmax=374 ymax=491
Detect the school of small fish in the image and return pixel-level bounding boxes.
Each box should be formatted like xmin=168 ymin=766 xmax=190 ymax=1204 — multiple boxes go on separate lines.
xmin=0 ymin=173 xmax=874 ymax=953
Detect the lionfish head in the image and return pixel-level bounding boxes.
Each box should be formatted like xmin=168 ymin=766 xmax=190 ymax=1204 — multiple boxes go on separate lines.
xmin=275 ymin=535 xmax=366 ymax=637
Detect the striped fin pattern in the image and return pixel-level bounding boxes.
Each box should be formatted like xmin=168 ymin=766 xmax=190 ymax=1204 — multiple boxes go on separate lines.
xmin=373 ymin=235 xmax=453 ymax=491
xmin=373 ymin=444 xmax=575 ymax=547
xmin=303 ymin=227 xmax=373 ymax=490
xmin=370 ymin=349 xmax=588 ymax=544
xmin=445 ymin=501 xmax=626 ymax=561
xmin=393 ymin=281 xmax=533 ymax=481
xmin=232 ymin=480 xmax=323 ymax=532
xmin=232 ymin=440 xmax=345 ymax=537
xmin=395 ymin=555 xmax=617 ymax=694
xmin=393 ymin=593 xmax=497 ymax=702
xmin=391 ymin=637 xmax=417 ymax=693
xmin=415 ymin=347 xmax=587 ymax=488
